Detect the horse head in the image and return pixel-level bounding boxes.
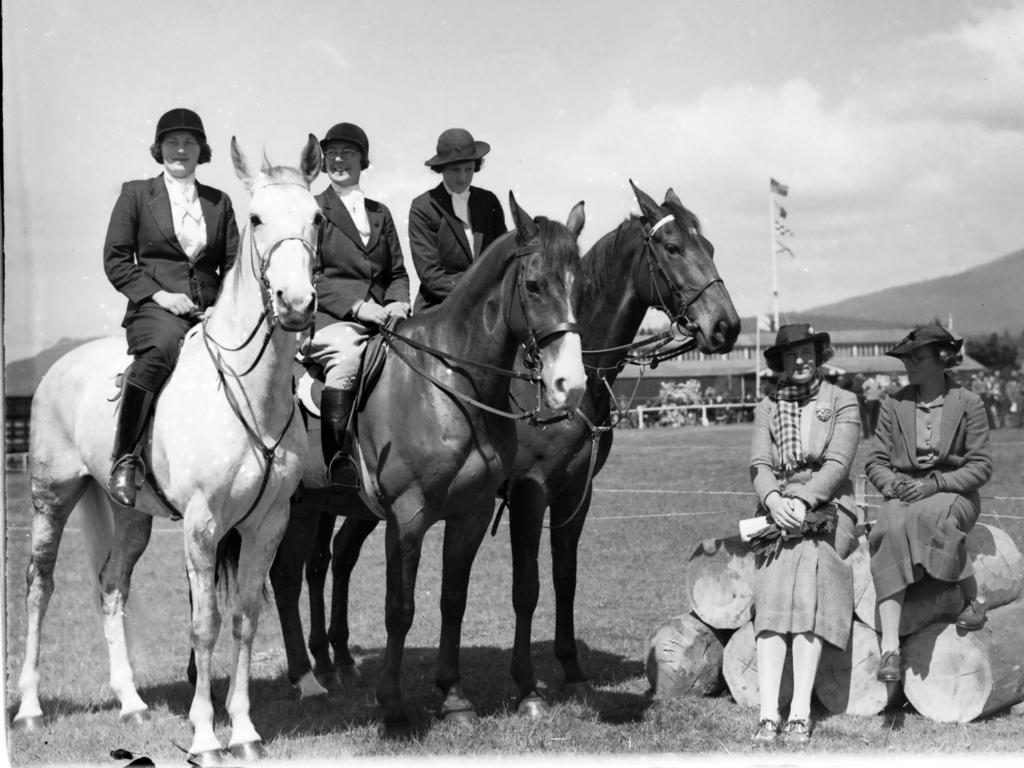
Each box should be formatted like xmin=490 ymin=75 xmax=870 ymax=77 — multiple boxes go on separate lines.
xmin=630 ymin=180 xmax=741 ymax=354
xmin=230 ymin=135 xmax=322 ymax=332
xmin=506 ymin=192 xmax=587 ymax=411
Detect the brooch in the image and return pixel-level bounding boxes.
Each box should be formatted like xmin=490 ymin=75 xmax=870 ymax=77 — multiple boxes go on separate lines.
xmin=815 ymin=404 xmax=833 ymax=422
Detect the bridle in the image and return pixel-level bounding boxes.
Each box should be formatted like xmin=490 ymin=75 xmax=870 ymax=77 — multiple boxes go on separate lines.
xmin=640 ymin=212 xmax=724 ymax=335
xmin=198 ymin=195 xmax=318 ymax=525
xmin=381 ymin=238 xmax=581 ymax=423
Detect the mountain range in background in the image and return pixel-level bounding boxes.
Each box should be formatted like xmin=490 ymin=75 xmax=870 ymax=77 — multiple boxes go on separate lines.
xmin=6 ymin=248 xmax=1024 ymax=397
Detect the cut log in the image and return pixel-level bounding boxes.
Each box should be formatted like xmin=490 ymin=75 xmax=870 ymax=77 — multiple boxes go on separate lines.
xmin=903 ymin=600 xmax=1024 ymax=722
xmin=815 ymin=620 xmax=899 ymax=716
xmin=687 ymin=535 xmax=755 ymax=630
xmin=645 ymin=613 xmax=726 ymax=699
xmin=852 ymin=523 xmax=1024 ymax=635
xmin=721 ymin=620 xmax=793 ymax=709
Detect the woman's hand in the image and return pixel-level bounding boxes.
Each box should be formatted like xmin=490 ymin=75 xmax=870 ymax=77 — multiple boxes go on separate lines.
xmin=152 ymin=290 xmax=197 ymax=316
xmin=898 ymin=478 xmax=939 ymax=503
xmin=766 ymin=492 xmax=801 ymax=531
xmin=354 ymin=300 xmax=389 ymax=325
xmin=384 ymin=301 xmax=411 ymax=320
xmin=786 ymin=497 xmax=808 ymax=527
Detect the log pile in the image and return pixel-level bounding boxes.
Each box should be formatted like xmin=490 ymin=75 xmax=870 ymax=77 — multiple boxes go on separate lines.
xmin=644 ymin=522 xmax=1024 ymax=721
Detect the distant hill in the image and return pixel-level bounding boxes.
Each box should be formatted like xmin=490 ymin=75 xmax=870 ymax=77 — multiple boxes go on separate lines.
xmin=4 ymin=337 xmax=101 ymax=397
xmin=806 ymin=248 xmax=1024 ymax=336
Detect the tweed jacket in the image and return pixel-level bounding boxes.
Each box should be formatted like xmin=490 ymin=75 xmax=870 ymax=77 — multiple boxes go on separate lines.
xmin=408 ymin=183 xmax=506 ymax=312
xmin=313 ymin=188 xmax=410 ymax=326
xmin=750 ymin=380 xmax=861 ymax=516
xmin=865 ymin=381 xmax=992 ymax=511
xmin=103 ymin=175 xmax=239 ymax=324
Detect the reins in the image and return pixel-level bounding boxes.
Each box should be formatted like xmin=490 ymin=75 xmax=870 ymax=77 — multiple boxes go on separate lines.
xmin=198 ymin=223 xmax=315 ymax=526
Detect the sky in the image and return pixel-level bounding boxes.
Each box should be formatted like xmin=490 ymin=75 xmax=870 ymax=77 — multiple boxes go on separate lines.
xmin=3 ymin=0 xmax=1024 ymax=363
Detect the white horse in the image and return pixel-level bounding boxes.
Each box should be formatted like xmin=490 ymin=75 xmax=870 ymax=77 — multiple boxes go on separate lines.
xmin=13 ymin=135 xmax=323 ymax=762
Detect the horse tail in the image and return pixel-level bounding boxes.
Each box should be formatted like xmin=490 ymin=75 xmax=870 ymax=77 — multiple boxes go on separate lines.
xmin=77 ymin=479 xmax=115 ymax=596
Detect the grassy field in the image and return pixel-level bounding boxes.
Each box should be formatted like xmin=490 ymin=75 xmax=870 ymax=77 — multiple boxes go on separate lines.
xmin=3 ymin=424 xmax=1024 ymax=766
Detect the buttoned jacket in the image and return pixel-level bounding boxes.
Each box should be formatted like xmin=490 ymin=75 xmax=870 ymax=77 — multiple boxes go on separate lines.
xmin=865 ymin=381 xmax=992 ymax=508
xmin=750 ymin=380 xmax=861 ymax=515
xmin=313 ymin=188 xmax=410 ymax=325
xmin=408 ymin=183 xmax=506 ymax=312
xmin=103 ymin=175 xmax=239 ymax=324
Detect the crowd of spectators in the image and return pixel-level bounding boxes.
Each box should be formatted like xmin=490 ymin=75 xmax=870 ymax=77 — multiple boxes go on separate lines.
xmin=625 ymin=366 xmax=1024 ymax=431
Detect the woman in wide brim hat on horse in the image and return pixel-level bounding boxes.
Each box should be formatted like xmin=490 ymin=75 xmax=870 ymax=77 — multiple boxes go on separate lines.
xmin=103 ymin=107 xmax=239 ymax=507
xmin=302 ymin=121 xmax=410 ymax=490
xmin=866 ymin=324 xmax=993 ymax=683
xmin=408 ymin=127 xmax=507 ymax=313
xmin=748 ymin=324 xmax=861 ymax=744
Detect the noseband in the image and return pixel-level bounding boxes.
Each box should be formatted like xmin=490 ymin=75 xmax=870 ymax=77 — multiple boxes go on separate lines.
xmin=642 ymin=213 xmax=723 ymax=329
xmin=505 ymin=242 xmax=582 ymax=370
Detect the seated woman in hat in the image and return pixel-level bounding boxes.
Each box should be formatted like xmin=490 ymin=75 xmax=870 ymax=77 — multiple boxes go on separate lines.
xmin=748 ymin=324 xmax=861 ymax=744
xmin=408 ymin=128 xmax=507 ymax=313
xmin=866 ymin=324 xmax=993 ymax=683
xmin=103 ymin=107 xmax=239 ymax=507
xmin=303 ymin=122 xmax=410 ymax=490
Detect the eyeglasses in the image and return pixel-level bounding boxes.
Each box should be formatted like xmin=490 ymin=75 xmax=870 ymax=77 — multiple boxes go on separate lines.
xmin=326 ymin=148 xmax=360 ymax=160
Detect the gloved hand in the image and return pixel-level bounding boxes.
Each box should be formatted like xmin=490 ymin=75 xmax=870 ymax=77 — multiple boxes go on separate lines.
xmin=384 ymin=301 xmax=411 ymax=320
xmin=353 ymin=300 xmax=389 ymax=325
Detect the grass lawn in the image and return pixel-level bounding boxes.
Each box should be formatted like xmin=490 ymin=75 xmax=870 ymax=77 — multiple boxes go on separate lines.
xmin=3 ymin=423 xmax=1024 ymax=765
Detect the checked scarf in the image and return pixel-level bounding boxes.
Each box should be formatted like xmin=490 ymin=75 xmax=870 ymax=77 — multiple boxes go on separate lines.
xmin=772 ymin=377 xmax=820 ymax=473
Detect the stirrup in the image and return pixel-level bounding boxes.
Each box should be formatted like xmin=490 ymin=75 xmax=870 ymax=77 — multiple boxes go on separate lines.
xmin=327 ymin=452 xmax=361 ymax=491
xmin=108 ymin=455 xmax=146 ymax=506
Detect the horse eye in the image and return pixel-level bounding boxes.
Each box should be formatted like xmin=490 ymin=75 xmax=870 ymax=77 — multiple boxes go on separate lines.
xmin=664 ymin=243 xmax=681 ymax=256
xmin=312 ymin=212 xmax=324 ymax=227
xmin=525 ymin=280 xmax=541 ymax=294
xmin=250 ymin=213 xmax=262 ymax=226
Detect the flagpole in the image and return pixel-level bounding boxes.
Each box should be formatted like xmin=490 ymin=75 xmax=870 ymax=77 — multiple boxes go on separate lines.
xmin=755 ymin=322 xmax=761 ymax=399
xmin=769 ymin=189 xmax=779 ymax=332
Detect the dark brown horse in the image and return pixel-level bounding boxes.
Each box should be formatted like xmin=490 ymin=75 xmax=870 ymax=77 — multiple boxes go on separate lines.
xmin=275 ymin=182 xmax=740 ymax=717
xmin=269 ymin=195 xmax=587 ymax=731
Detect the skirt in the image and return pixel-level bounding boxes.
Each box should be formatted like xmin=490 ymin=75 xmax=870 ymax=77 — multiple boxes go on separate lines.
xmin=752 ymin=508 xmax=856 ymax=650
xmin=868 ymin=492 xmax=978 ymax=600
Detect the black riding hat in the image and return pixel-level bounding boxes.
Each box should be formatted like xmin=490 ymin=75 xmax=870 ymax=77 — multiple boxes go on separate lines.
xmin=155 ymin=108 xmax=206 ymax=143
xmin=320 ymin=122 xmax=369 ymax=156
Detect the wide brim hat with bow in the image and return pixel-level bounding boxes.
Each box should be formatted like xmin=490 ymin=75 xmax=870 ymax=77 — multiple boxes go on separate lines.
xmin=424 ymin=128 xmax=490 ymax=168
xmin=885 ymin=324 xmax=963 ymax=358
xmin=763 ymin=323 xmax=831 ymax=372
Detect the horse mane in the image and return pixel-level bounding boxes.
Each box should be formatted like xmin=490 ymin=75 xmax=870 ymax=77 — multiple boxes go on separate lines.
xmin=533 ymin=216 xmax=580 ymax=274
xmin=579 ymin=217 xmax=642 ymax=309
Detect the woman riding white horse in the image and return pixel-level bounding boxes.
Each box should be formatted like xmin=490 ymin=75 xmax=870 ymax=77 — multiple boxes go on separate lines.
xmin=14 ymin=134 xmax=323 ymax=763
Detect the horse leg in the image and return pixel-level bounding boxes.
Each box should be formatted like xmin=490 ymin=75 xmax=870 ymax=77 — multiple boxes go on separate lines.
xmin=304 ymin=512 xmax=337 ymax=689
xmin=184 ymin=521 xmax=226 ymax=758
xmin=507 ymin=479 xmax=550 ymax=717
xmin=269 ymin=506 xmax=327 ymax=698
xmin=327 ymin=516 xmax=379 ymax=680
xmin=435 ymin=506 xmax=492 ymax=725
xmin=549 ymin=487 xmax=596 ymax=703
xmin=99 ymin=499 xmax=155 ymax=723
xmin=376 ymin=500 xmax=427 ymax=734
xmin=223 ymin=512 xmax=290 ymax=759
xmin=13 ymin=473 xmax=87 ymax=730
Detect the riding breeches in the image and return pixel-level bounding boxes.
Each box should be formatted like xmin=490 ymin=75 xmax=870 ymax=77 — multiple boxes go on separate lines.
xmin=124 ymin=303 xmax=197 ymax=392
xmin=299 ymin=320 xmax=369 ymax=390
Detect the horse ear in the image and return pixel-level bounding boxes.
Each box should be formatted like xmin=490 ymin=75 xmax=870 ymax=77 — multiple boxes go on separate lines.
xmin=300 ymin=133 xmax=322 ymax=186
xmin=565 ymin=201 xmax=585 ymax=239
xmin=508 ymin=191 xmax=538 ymax=242
xmin=629 ymin=179 xmax=661 ymax=223
xmin=231 ymin=137 xmax=254 ymax=191
xmin=665 ymin=188 xmax=683 ymax=209
xmin=260 ymin=148 xmax=273 ymax=176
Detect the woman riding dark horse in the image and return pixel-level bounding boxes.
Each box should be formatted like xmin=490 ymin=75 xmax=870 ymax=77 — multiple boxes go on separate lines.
xmin=270 ymin=194 xmax=587 ymax=729
xmin=271 ymin=181 xmax=740 ymax=716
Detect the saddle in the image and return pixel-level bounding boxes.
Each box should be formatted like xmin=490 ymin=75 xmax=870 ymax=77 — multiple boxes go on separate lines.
xmin=292 ymin=319 xmax=398 ymax=522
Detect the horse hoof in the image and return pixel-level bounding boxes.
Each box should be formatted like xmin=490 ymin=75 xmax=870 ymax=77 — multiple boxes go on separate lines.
xmin=562 ymin=680 xmax=597 ymax=705
xmin=336 ymin=663 xmax=362 ymax=682
xmin=517 ymin=693 xmax=550 ymax=719
xmin=11 ymin=714 xmax=43 ymax=732
xmin=187 ymin=749 xmax=233 ymax=767
xmin=443 ymin=708 xmax=479 ymax=728
xmin=229 ymin=741 xmax=267 ymax=760
xmin=119 ymin=709 xmax=151 ymax=726
xmin=381 ymin=715 xmax=415 ymax=740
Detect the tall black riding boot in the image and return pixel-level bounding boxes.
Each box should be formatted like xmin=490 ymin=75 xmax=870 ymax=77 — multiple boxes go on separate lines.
xmin=108 ymin=382 xmax=156 ymax=507
xmin=320 ymin=387 xmax=360 ymax=491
